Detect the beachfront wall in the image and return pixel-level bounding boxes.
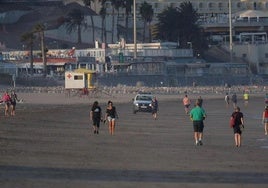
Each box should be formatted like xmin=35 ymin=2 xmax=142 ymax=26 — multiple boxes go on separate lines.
xmin=0 ymin=62 xmax=17 ymax=76
xmin=97 ymin=61 xmax=251 ymax=87
xmin=233 ymin=43 xmax=268 ymax=74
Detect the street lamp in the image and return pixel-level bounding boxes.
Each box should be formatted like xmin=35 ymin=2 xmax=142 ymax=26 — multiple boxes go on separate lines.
xmin=133 ymin=0 xmax=137 ymax=60
xmin=229 ymin=0 xmax=233 ymax=63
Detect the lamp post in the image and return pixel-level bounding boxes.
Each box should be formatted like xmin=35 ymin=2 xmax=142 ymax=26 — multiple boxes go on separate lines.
xmin=229 ymin=0 xmax=233 ymax=63
xmin=133 ymin=0 xmax=137 ymax=60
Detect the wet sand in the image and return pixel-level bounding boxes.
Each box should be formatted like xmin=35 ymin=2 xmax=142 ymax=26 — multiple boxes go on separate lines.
xmin=0 ymin=92 xmax=268 ymax=188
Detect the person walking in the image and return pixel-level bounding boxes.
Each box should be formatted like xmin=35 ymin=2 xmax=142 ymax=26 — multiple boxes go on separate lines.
xmin=151 ymin=96 xmax=158 ymax=120
xmin=105 ymin=101 xmax=118 ymax=135
xmin=262 ymin=106 xmax=268 ymax=135
xmin=224 ymin=93 xmax=230 ymax=107
xmin=183 ymin=94 xmax=191 ymax=114
xmin=10 ymin=90 xmax=19 ymax=116
xmin=197 ymin=96 xmax=203 ymax=107
xmin=243 ymin=92 xmax=249 ymax=107
xmin=90 ymin=101 xmax=102 ymax=134
xmin=231 ymin=93 xmax=237 ymax=108
xmin=230 ymin=106 xmax=244 ymax=147
xmin=2 ymin=91 xmax=11 ymax=116
xmin=189 ymin=100 xmax=207 ymax=146
xmin=265 ymin=93 xmax=268 ymax=105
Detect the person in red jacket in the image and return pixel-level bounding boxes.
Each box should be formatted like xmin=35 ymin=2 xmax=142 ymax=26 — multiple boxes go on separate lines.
xmin=262 ymin=106 xmax=268 ymax=135
xmin=2 ymin=91 xmax=11 ymax=116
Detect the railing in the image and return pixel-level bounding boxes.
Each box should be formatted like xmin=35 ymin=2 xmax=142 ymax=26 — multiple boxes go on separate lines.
xmin=199 ymin=18 xmax=268 ymax=27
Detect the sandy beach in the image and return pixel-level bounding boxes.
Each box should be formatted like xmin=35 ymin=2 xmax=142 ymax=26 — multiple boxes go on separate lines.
xmin=0 ymin=88 xmax=268 ymax=188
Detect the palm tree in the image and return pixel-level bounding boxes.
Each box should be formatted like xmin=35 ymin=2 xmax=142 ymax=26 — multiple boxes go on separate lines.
xmin=139 ymin=1 xmax=154 ymax=42
xmin=110 ymin=0 xmax=124 ymax=42
xmin=157 ymin=6 xmax=180 ymax=42
xmin=98 ymin=0 xmax=108 ymax=43
xmin=83 ymin=0 xmax=96 ymax=43
xmin=99 ymin=6 xmax=107 ymax=43
xmin=156 ymin=3 xmax=207 ymax=57
xmin=108 ymin=0 xmax=116 ymax=43
xmin=177 ymin=2 xmax=199 ymax=48
xmin=33 ymin=23 xmax=47 ymax=77
xmin=122 ymin=0 xmax=133 ymax=42
xmin=99 ymin=0 xmax=119 ymax=43
xmin=20 ymin=32 xmax=35 ymax=75
xmin=65 ymin=8 xmax=85 ymax=44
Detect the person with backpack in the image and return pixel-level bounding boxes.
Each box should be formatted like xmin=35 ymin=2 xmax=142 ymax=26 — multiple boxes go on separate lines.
xmin=230 ymin=106 xmax=244 ymax=147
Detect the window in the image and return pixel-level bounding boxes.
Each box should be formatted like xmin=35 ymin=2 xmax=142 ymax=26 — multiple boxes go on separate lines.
xmin=74 ymin=75 xmax=83 ymax=80
xmin=254 ymin=2 xmax=257 ymax=10
xmin=208 ymin=3 xmax=212 ymax=8
xmin=219 ymin=3 xmax=223 ymax=10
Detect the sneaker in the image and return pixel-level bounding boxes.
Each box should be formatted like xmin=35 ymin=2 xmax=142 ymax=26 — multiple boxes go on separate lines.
xmin=199 ymin=140 xmax=203 ymax=146
xmin=195 ymin=141 xmax=199 ymax=146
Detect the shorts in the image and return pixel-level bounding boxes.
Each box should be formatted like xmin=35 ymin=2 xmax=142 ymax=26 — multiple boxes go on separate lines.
xmin=193 ymin=121 xmax=204 ymax=133
xmin=107 ymin=116 xmax=115 ymax=122
xmin=184 ymin=104 xmax=190 ymax=108
xmin=233 ymin=125 xmax=242 ymax=134
xmin=152 ymin=109 xmax=157 ymax=114
xmin=264 ymin=118 xmax=268 ymax=123
xmin=93 ymin=118 xmax=101 ymax=127
xmin=4 ymin=101 xmax=11 ymax=107
xmin=11 ymin=101 xmax=16 ymax=109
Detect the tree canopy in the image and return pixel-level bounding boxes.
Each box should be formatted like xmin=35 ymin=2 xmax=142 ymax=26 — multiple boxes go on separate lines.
xmin=139 ymin=1 xmax=154 ymax=42
xmin=65 ymin=8 xmax=86 ymax=44
xmin=155 ymin=2 xmax=208 ymax=56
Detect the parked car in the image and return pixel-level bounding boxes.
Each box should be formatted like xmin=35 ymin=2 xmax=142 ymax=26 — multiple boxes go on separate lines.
xmin=132 ymin=92 xmax=153 ymax=114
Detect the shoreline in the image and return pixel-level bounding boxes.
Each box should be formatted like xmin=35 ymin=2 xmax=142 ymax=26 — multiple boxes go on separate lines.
xmin=1 ymin=85 xmax=267 ymax=105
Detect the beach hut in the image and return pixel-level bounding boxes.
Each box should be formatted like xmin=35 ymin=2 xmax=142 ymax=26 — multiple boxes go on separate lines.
xmin=65 ymin=68 xmax=96 ymax=89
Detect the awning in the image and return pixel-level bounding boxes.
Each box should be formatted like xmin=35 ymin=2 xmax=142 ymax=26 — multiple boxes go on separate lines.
xmin=74 ymin=68 xmax=96 ymax=74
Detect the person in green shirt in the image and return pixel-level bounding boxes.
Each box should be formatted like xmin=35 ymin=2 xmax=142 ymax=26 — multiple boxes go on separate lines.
xmin=190 ymin=100 xmax=207 ymax=146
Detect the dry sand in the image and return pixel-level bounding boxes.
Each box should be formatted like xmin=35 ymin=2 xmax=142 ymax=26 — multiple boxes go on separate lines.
xmin=0 ymin=90 xmax=268 ymax=188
